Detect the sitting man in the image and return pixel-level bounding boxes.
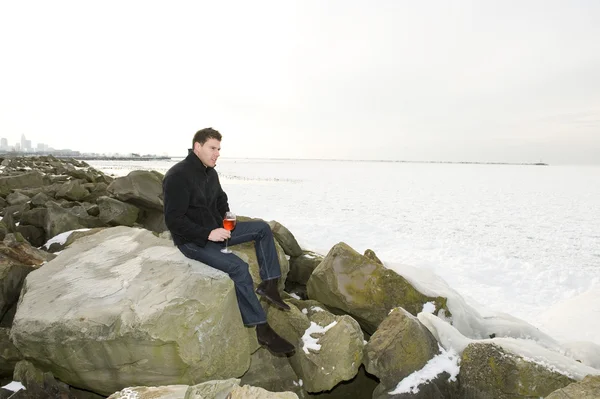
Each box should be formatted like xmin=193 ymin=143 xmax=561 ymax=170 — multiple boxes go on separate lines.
xmin=162 ymin=127 xmax=294 ymax=354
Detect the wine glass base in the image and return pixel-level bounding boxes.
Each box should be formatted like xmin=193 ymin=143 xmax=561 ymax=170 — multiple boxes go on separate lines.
xmin=221 ymin=249 xmax=233 ymax=254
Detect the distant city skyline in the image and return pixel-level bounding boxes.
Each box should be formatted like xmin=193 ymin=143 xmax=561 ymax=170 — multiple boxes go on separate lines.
xmin=1 ymin=2 xmax=599 ymax=164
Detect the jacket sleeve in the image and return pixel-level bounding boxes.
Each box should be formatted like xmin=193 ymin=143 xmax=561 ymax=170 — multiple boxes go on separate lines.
xmin=216 ymin=175 xmax=230 ymax=218
xmin=163 ymin=172 xmax=212 ymax=246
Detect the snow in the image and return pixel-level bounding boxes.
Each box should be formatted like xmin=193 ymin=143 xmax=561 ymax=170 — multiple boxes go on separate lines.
xmin=42 ymin=228 xmax=91 ymax=249
xmin=301 ymin=321 xmax=338 ymax=354
xmin=87 ymin=159 xmax=600 ymax=375
xmin=1 ymin=381 xmax=25 ymax=392
xmin=389 ymin=344 xmax=460 ymax=395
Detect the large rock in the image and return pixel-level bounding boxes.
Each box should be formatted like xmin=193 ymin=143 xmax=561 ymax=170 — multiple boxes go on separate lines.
xmin=546 ymin=375 xmax=600 ymax=399
xmin=307 ymin=243 xmax=449 ymax=334
xmin=232 ymin=240 xmax=289 ymax=290
xmin=44 ymin=201 xmax=105 ymax=239
xmin=6 ymin=192 xmax=31 ymax=206
xmin=97 ymin=196 xmax=140 ymax=226
xmin=267 ymin=299 xmax=364 ymax=393
xmin=268 ymin=221 xmax=303 ymax=257
xmin=241 ymin=347 xmax=304 ymax=398
xmin=288 ymin=251 xmax=323 ymax=285
xmin=55 ymin=180 xmax=90 ymax=201
xmin=107 ymin=170 xmax=164 ymax=210
xmin=13 ymin=360 xmax=75 ymax=399
xmin=0 ymin=171 xmax=46 ymax=197
xmin=459 ymin=342 xmax=575 ymax=399
xmin=363 ymin=307 xmax=439 ymax=388
xmin=10 ymin=227 xmax=252 ymax=396
xmin=0 ymin=234 xmax=54 ymax=319
xmin=228 ymin=385 xmax=299 ymax=398
xmin=0 ymin=327 xmax=22 ymax=377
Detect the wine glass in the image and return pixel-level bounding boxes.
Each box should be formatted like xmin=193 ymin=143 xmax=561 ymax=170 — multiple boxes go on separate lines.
xmin=221 ymin=211 xmax=237 ymax=253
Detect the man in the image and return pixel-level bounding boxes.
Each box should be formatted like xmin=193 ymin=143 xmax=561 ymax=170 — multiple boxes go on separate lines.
xmin=163 ymin=127 xmax=294 ymax=354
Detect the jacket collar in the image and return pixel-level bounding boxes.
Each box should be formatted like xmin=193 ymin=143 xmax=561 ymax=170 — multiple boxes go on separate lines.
xmin=186 ymin=149 xmax=212 ymax=172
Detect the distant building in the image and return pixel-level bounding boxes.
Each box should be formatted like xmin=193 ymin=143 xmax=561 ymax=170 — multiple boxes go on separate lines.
xmin=0 ymin=138 xmax=7 ymax=150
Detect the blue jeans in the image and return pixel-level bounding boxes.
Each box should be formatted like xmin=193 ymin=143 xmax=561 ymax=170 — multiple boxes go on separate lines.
xmin=177 ymin=220 xmax=281 ymax=326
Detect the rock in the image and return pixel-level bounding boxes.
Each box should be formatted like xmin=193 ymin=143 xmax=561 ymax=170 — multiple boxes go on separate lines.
xmin=107 ymin=379 xmax=241 ymax=399
xmin=19 ymin=208 xmax=47 ymax=229
xmin=107 ymin=170 xmax=164 ymax=210
xmin=363 ymin=249 xmax=382 ymax=265
xmin=29 ymin=192 xmax=51 ymax=208
xmin=267 ymin=299 xmax=364 ymax=393
xmin=363 ymin=307 xmax=439 ymax=388
xmin=6 ymin=192 xmax=30 ymax=207
xmin=15 ymin=225 xmax=45 ymax=248
xmin=268 ymin=221 xmax=303 ymax=257
xmin=10 ymin=227 xmax=251 ymax=396
xmin=44 ymin=201 xmax=104 ymax=239
xmin=0 ymin=327 xmax=22 ymax=377
xmin=83 ymin=203 xmax=100 ymax=217
xmin=108 ymin=385 xmax=188 ymax=399
xmin=241 ymin=347 xmax=304 ymax=398
xmin=459 ymin=342 xmax=575 ymax=399
xmin=304 ymin=365 xmax=379 ymax=399
xmin=546 ymin=375 xmax=600 ymax=398
xmin=44 ymin=228 xmax=103 ymax=253
xmin=0 ymin=234 xmax=53 ymax=319
xmin=232 ymin=239 xmax=290 ymax=291
xmin=82 ymin=182 xmax=109 ymax=203
xmin=228 ymin=385 xmax=299 ymax=399
xmin=97 ymin=196 xmax=140 ymax=226
xmin=184 ymin=378 xmax=241 ymax=398
xmin=307 ymin=242 xmax=449 ymax=334
xmin=136 ymin=207 xmax=167 ymax=233
xmin=13 ymin=360 xmax=76 ymax=399
xmin=0 ymin=171 xmax=46 ymax=197
xmin=55 ymin=180 xmax=90 ymax=201
xmin=288 ymin=251 xmax=323 ymax=285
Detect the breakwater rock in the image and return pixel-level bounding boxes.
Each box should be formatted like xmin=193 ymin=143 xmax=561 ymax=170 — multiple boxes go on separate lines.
xmin=0 ymin=156 xmax=597 ymax=399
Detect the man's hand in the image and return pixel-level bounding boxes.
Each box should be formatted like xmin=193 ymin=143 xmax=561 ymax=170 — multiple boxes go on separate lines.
xmin=208 ymin=228 xmax=231 ymax=242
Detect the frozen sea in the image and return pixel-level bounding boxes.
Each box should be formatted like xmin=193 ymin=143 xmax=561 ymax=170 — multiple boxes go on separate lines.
xmin=88 ymin=158 xmax=600 ymax=347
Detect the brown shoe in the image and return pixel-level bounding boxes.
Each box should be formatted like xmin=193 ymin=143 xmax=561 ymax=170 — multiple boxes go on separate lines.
xmin=256 ymin=278 xmax=291 ymax=311
xmin=256 ymin=323 xmax=295 ymax=354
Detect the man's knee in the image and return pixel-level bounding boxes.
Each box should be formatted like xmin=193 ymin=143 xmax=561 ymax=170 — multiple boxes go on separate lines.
xmin=257 ymin=221 xmax=272 ymax=237
xmin=228 ymin=260 xmax=253 ymax=284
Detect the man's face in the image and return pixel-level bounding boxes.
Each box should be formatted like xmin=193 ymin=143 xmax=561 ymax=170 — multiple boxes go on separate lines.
xmin=193 ymin=138 xmax=221 ymax=168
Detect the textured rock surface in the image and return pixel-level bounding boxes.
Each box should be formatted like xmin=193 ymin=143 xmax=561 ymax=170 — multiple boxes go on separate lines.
xmin=288 ymin=250 xmax=323 ymax=285
xmin=363 ymin=307 xmax=439 ymax=387
xmin=267 ymin=299 xmax=364 ymax=393
xmin=107 ymin=170 xmax=164 ymax=210
xmin=268 ymin=220 xmax=303 ymax=257
xmin=546 ymin=375 xmax=600 ymax=399
xmin=10 ymin=227 xmax=251 ymax=395
xmin=307 ymin=242 xmax=449 ymax=334
xmin=459 ymin=342 xmax=575 ymax=399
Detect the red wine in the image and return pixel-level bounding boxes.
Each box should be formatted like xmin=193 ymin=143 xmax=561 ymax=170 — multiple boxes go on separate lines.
xmin=223 ymin=219 xmax=236 ymax=231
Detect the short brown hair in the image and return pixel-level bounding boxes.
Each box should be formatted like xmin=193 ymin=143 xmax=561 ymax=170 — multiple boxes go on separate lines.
xmin=192 ymin=128 xmax=222 ymax=147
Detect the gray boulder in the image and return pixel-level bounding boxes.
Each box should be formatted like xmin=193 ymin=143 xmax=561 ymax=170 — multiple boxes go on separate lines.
xmin=97 ymin=196 xmax=140 ymax=226
xmin=546 ymin=375 xmax=600 ymax=399
xmin=241 ymin=347 xmax=304 ymax=398
xmin=307 ymin=243 xmax=449 ymax=334
xmin=363 ymin=307 xmax=439 ymax=388
xmin=0 ymin=171 xmax=46 ymax=197
xmin=288 ymin=250 xmax=323 ymax=285
xmin=107 ymin=170 xmax=164 ymax=210
xmin=267 ymin=299 xmax=364 ymax=393
xmin=0 ymin=327 xmax=22 ymax=377
xmin=55 ymin=180 xmax=90 ymax=201
xmin=10 ymin=227 xmax=251 ymax=396
xmin=459 ymin=342 xmax=575 ymax=398
xmin=268 ymin=221 xmax=303 ymax=257
xmin=13 ymin=360 xmax=75 ymax=399
xmin=44 ymin=201 xmax=104 ymax=239
xmin=29 ymin=192 xmax=51 ymax=207
xmin=6 ymin=192 xmax=31 ymax=206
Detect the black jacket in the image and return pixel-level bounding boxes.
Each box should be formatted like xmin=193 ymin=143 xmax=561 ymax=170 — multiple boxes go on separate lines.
xmin=163 ymin=150 xmax=229 ymax=247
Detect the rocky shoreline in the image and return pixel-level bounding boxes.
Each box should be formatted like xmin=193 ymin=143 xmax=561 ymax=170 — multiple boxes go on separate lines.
xmin=0 ymin=156 xmax=598 ymax=398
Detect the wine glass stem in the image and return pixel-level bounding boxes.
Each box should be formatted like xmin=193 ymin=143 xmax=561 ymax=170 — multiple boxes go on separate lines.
xmin=225 ymin=238 xmax=228 ymax=251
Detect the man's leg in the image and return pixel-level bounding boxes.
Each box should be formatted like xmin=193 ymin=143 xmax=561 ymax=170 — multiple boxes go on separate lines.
xmin=178 ymin=241 xmax=266 ymax=326
xmin=228 ymin=221 xmax=281 ymax=281
xmin=228 ymin=221 xmax=290 ymax=310
xmin=178 ymin=240 xmax=294 ymax=354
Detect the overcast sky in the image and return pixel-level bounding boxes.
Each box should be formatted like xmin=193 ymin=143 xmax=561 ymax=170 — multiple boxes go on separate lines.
xmin=1 ymin=1 xmax=599 ymax=164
